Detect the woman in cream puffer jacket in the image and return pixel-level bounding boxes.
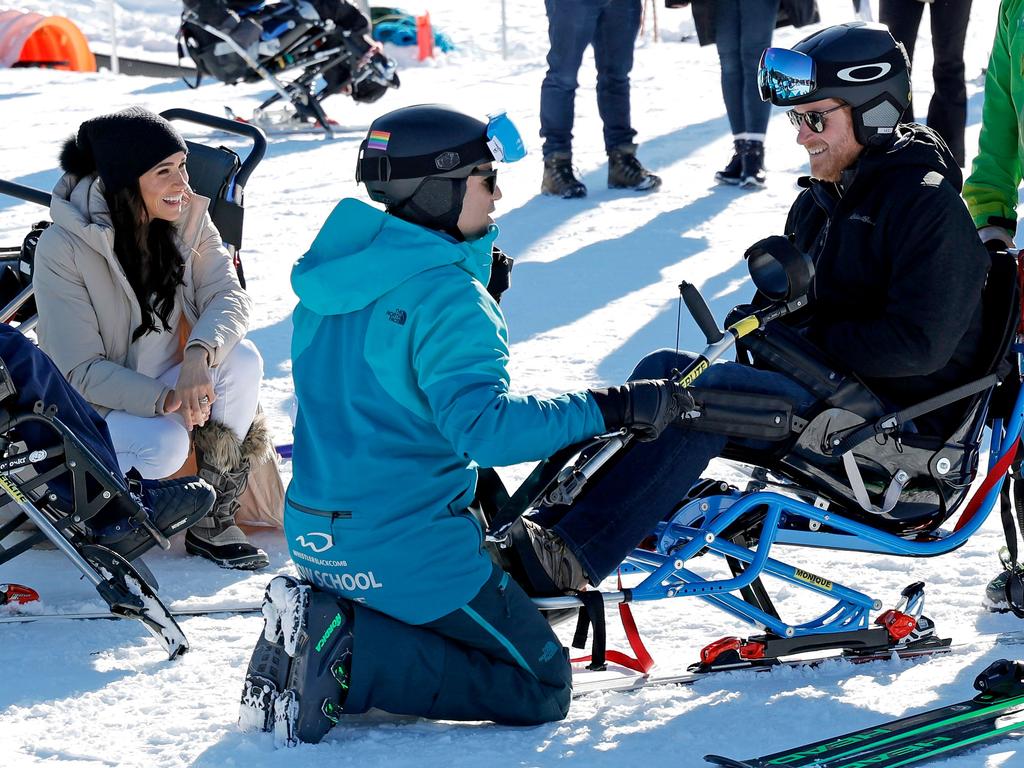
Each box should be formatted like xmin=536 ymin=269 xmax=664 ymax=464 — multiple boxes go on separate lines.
xmin=33 ymin=106 xmax=269 ymax=571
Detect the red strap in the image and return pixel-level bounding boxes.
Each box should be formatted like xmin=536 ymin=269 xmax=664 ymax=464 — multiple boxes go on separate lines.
xmin=571 ymin=572 xmax=655 ymax=674
xmin=952 ymin=439 xmax=1019 ymax=532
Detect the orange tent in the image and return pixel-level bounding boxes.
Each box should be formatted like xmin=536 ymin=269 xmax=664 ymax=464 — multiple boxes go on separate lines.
xmin=0 ymin=10 xmax=95 ymax=72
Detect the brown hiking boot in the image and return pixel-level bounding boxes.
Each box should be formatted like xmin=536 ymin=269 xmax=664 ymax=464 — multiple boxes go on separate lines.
xmin=522 ymin=518 xmax=588 ymax=592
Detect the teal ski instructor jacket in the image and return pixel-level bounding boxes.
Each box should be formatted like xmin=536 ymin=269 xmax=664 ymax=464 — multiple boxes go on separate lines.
xmin=286 ymin=199 xmax=606 ymax=624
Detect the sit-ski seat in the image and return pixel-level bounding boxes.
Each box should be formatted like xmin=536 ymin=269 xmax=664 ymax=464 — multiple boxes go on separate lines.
xmin=720 ymin=248 xmax=1021 ymax=538
xmin=178 ymin=0 xmax=400 ymax=134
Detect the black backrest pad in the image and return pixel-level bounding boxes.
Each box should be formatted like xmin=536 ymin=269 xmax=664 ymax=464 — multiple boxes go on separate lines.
xmin=984 ymin=250 xmax=1022 ymax=422
xmin=184 ymin=141 xmax=244 ymax=249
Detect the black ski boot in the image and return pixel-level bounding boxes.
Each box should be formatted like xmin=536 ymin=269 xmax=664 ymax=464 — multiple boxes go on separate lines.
xmin=714 ymin=139 xmax=747 ymax=185
xmin=607 ymin=144 xmax=661 ymax=192
xmin=240 ymin=575 xmax=303 ymax=734
xmin=239 ymin=576 xmax=355 ymax=747
xmin=186 ymin=418 xmax=270 ymax=570
xmin=542 ymin=152 xmax=587 ymax=198
xmin=93 ymin=475 xmax=216 ymax=562
xmin=984 ymin=564 xmax=1024 ymax=613
xmin=739 ymin=140 xmax=766 ymax=189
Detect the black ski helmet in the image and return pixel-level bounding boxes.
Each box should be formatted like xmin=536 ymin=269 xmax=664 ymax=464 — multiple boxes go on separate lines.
xmin=356 ymin=104 xmax=497 ymax=233
xmin=760 ymin=22 xmax=911 ymax=146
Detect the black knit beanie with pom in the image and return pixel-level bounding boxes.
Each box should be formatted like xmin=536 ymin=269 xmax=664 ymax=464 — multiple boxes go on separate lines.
xmin=59 ymin=106 xmax=187 ymax=194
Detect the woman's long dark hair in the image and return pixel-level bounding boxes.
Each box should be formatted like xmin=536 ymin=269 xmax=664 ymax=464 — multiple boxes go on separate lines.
xmin=104 ymin=184 xmax=185 ymax=342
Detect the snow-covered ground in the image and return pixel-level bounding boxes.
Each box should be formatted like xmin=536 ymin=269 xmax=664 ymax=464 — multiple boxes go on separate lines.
xmin=1 ymin=1 xmax=1022 ymax=766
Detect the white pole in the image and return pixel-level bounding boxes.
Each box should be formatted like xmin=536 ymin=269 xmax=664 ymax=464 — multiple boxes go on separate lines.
xmin=109 ymin=0 xmax=120 ymax=75
xmin=501 ymin=0 xmax=508 ymax=60
xmin=856 ymin=0 xmax=875 ymax=23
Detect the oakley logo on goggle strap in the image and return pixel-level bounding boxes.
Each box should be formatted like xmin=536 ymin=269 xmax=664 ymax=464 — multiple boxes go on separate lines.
xmin=837 ymin=62 xmax=892 ymax=83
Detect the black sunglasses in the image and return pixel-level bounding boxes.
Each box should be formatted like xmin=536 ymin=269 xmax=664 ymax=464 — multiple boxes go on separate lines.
xmin=786 ymin=104 xmax=846 ymax=133
xmin=469 ymin=167 xmax=498 ymax=193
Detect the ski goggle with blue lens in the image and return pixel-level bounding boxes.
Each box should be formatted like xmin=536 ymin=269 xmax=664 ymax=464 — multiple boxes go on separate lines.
xmin=485 ymin=111 xmax=526 ymax=163
xmin=758 ymin=48 xmax=817 ymax=105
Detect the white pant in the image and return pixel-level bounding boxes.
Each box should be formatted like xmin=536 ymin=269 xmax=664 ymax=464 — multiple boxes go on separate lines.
xmin=105 ymin=339 xmax=264 ymax=478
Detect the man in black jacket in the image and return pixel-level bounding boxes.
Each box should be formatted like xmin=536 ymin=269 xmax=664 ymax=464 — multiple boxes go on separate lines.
xmin=528 ymin=22 xmax=991 ymax=590
xmin=768 ymin=22 xmax=989 ymax=434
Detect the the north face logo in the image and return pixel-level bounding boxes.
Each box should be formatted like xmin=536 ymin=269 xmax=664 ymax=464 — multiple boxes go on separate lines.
xmin=539 ymin=641 xmax=560 ymax=663
xmin=386 ymin=308 xmax=407 ymax=325
xmin=848 ymin=213 xmax=874 ymax=225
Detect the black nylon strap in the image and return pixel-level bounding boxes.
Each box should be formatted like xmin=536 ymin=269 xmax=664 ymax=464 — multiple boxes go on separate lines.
xmin=358 ymin=136 xmax=490 ymax=182
xmin=572 ymin=590 xmax=607 ymax=671
xmin=832 ymin=374 xmax=998 ymax=455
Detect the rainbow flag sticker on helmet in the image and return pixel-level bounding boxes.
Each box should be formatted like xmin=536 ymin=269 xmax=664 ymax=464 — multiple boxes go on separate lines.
xmin=367 ymin=130 xmax=391 ymax=151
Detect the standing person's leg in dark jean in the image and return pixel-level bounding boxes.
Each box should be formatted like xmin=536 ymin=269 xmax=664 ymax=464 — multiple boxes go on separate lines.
xmin=547 ymin=349 xmax=818 ymax=582
xmin=714 ymin=0 xmax=746 ymax=138
xmin=926 ymin=0 xmax=972 ymax=167
xmin=880 ymin=0 xmax=925 ymax=123
xmin=593 ymin=0 xmax=641 ymax=152
xmin=713 ymin=0 xmax=778 ymax=186
xmin=539 ymin=0 xmax=602 ymax=158
xmin=737 ymin=0 xmax=778 ymax=141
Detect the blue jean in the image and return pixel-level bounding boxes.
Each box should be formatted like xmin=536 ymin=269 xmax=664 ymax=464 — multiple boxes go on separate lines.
xmin=715 ymin=0 xmax=779 ymax=137
xmin=0 ymin=324 xmax=126 ymax=520
xmin=880 ymin=0 xmax=972 ymax=166
xmin=549 ymin=349 xmax=818 ymax=582
xmin=336 ymin=563 xmax=571 ymax=724
xmin=539 ymin=0 xmax=642 ymax=156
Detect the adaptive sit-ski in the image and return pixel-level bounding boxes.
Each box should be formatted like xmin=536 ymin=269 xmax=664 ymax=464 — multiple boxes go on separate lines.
xmin=489 ymin=242 xmax=1023 ymax=673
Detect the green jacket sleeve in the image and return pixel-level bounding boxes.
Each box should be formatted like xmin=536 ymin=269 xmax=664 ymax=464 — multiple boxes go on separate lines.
xmin=964 ymin=0 xmax=1022 ymax=229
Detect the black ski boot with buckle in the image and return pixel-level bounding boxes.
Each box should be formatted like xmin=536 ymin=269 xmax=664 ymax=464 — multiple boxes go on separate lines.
xmin=239 ymin=575 xmax=355 ymax=747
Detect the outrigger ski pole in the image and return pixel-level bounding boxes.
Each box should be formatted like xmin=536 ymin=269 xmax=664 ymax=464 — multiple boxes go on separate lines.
xmin=705 ymin=659 xmax=1024 ymax=768
xmin=488 ymin=276 xmax=809 ymax=532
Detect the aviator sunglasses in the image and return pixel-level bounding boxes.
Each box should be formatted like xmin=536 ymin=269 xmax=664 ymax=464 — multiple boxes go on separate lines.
xmin=786 ymin=104 xmax=846 ymax=133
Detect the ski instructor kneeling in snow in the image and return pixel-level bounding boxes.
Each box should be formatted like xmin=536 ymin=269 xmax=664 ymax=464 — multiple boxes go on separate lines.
xmin=238 ymin=104 xmax=693 ymax=744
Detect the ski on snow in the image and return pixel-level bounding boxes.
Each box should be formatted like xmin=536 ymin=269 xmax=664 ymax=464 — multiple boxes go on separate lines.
xmin=704 ymin=659 xmax=1024 ymax=767
xmin=0 ymin=601 xmax=262 ymax=623
xmin=571 ymin=631 xmax=1024 ymax=697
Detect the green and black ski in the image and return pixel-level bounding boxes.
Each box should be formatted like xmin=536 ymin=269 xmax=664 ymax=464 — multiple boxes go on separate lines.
xmin=705 ymin=659 xmax=1024 ymax=767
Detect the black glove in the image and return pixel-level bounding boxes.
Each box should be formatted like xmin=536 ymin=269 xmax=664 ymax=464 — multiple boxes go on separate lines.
xmin=486 ymin=246 xmax=514 ymax=303
xmin=589 ymin=379 xmax=695 ymax=441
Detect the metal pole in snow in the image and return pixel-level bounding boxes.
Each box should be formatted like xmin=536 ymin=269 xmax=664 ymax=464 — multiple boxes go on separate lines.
xmin=109 ymin=0 xmax=120 ymax=75
xmin=501 ymin=0 xmax=508 ymax=60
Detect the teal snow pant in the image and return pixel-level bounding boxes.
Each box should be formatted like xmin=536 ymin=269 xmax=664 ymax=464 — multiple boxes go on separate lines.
xmin=341 ymin=562 xmax=572 ymax=725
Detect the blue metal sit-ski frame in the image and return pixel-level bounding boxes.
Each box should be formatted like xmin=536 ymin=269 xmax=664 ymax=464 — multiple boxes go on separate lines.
xmin=545 ymin=342 xmax=1024 ymax=645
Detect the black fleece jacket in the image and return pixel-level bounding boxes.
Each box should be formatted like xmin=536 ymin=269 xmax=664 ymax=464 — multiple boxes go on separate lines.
xmin=783 ymin=124 xmax=990 ymax=432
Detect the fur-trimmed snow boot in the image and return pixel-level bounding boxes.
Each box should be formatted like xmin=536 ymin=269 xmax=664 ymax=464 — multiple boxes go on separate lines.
xmin=185 ymin=413 xmax=272 ymax=570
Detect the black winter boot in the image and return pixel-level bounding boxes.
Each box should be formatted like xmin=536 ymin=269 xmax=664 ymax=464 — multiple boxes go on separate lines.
xmin=608 ymin=144 xmax=661 ymax=192
xmin=94 ymin=475 xmax=215 ymax=562
xmin=739 ymin=140 xmax=766 ymax=189
xmin=714 ymin=139 xmax=747 ymax=185
xmin=542 ymin=152 xmax=587 ymax=198
xmin=185 ymin=416 xmax=271 ymax=570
